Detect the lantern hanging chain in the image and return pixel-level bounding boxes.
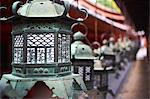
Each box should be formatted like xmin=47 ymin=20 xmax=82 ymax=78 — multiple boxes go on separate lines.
xmin=71 ymin=0 xmax=92 ymax=47
xmin=79 ymin=0 xmax=92 ymax=47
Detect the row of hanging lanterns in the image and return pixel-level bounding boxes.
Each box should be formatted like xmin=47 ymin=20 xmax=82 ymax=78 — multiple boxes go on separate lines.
xmin=0 ymin=0 xmax=135 ymax=98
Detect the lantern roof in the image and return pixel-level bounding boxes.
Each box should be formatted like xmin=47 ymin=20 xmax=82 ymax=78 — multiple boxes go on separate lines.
xmin=17 ymin=0 xmax=66 ymax=17
xmin=71 ymin=41 xmax=95 ymax=59
xmin=73 ymin=31 xmax=85 ymax=41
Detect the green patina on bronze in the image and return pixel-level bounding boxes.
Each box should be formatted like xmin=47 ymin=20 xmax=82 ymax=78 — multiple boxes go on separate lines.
xmin=0 ymin=0 xmax=87 ymax=99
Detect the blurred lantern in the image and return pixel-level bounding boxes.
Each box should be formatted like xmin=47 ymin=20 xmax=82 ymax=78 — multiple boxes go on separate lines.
xmin=94 ymin=38 xmax=115 ymax=98
xmin=94 ymin=53 xmax=115 ymax=98
xmin=71 ymin=28 xmax=95 ymax=90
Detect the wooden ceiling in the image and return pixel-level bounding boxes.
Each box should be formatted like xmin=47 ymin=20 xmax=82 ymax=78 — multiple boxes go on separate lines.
xmin=69 ymin=0 xmax=135 ymax=43
xmin=115 ymin=0 xmax=149 ymax=37
xmin=69 ymin=8 xmax=125 ymax=43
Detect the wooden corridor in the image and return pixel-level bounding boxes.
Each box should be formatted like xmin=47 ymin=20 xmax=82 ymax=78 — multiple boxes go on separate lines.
xmin=115 ymin=60 xmax=149 ymax=99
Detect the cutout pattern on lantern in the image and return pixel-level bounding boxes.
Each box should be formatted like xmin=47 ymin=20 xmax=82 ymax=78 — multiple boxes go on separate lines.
xmin=58 ymin=34 xmax=70 ymax=62
xmin=14 ymin=35 xmax=24 ymax=47
xmin=37 ymin=48 xmax=45 ymax=63
xmin=27 ymin=48 xmax=35 ymax=63
xmin=26 ymin=33 xmax=55 ymax=64
xmin=85 ymin=67 xmax=91 ymax=81
xmin=78 ymin=66 xmax=84 ymax=76
xmin=47 ymin=48 xmax=54 ymax=63
xmin=14 ymin=48 xmax=23 ymax=63
xmin=27 ymin=33 xmax=54 ymax=47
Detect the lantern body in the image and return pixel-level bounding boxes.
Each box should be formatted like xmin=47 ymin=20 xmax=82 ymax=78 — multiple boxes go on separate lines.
xmin=71 ymin=32 xmax=95 ymax=90
xmin=94 ymin=70 xmax=108 ymax=91
xmin=72 ymin=59 xmax=94 ymax=90
xmin=12 ymin=20 xmax=72 ymax=77
xmin=0 ymin=1 xmax=88 ymax=98
xmin=94 ymin=54 xmax=115 ymax=90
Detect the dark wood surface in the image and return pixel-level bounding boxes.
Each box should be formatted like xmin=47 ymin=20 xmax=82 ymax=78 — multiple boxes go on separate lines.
xmin=115 ymin=60 xmax=149 ymax=99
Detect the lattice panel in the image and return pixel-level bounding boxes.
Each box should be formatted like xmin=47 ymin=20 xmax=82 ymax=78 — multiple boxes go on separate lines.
xmin=58 ymin=34 xmax=62 ymax=62
xmin=27 ymin=48 xmax=35 ymax=64
xmin=46 ymin=48 xmax=54 ymax=63
xmin=85 ymin=74 xmax=91 ymax=81
xmin=58 ymin=34 xmax=70 ymax=62
xmin=14 ymin=35 xmax=23 ymax=47
xmin=27 ymin=33 xmax=54 ymax=47
xmin=14 ymin=48 xmax=23 ymax=63
xmin=85 ymin=67 xmax=91 ymax=73
xmin=66 ymin=35 xmax=70 ymax=61
xmin=78 ymin=67 xmax=83 ymax=76
xmin=85 ymin=67 xmax=91 ymax=81
xmin=37 ymin=48 xmax=45 ymax=63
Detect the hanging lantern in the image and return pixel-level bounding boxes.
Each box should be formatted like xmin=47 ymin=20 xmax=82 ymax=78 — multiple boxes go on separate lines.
xmin=94 ymin=52 xmax=115 ymax=98
xmin=71 ymin=29 xmax=95 ymax=90
xmin=10 ymin=0 xmax=73 ymax=77
xmin=0 ymin=0 xmax=87 ymax=98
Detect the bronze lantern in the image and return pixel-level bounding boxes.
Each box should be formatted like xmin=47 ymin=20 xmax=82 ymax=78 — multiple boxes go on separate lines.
xmin=71 ymin=31 xmax=95 ymax=90
xmin=94 ymin=53 xmax=115 ymax=98
xmin=0 ymin=0 xmax=87 ymax=98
